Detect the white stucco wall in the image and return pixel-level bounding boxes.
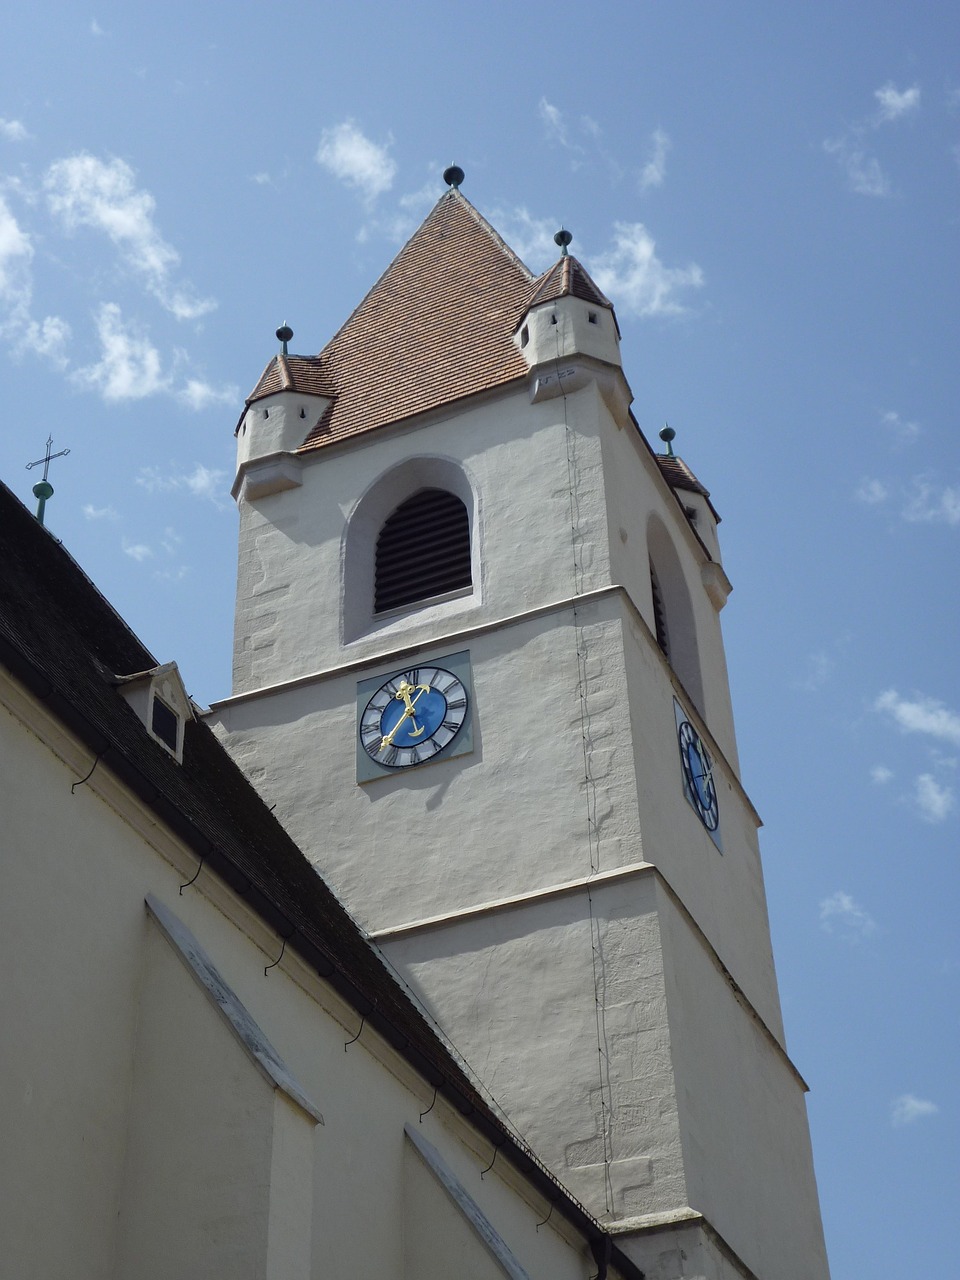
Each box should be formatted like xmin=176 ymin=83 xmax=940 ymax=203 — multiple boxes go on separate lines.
xmin=0 ymin=678 xmax=623 ymax=1280
xmin=209 ymin=356 xmax=828 ymax=1279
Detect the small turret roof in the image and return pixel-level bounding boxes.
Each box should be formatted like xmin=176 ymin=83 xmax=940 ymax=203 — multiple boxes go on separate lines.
xmin=293 ymin=189 xmax=537 ymax=453
xmin=655 ymin=453 xmax=721 ymax=522
xmin=523 ymin=254 xmax=613 ymax=314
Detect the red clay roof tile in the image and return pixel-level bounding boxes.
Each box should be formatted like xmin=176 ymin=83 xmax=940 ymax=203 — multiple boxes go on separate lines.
xmin=296 ymin=190 xmax=538 ymax=453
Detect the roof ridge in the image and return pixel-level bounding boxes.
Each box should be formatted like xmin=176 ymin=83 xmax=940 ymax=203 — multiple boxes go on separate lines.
xmin=449 ymin=189 xmax=537 ymax=282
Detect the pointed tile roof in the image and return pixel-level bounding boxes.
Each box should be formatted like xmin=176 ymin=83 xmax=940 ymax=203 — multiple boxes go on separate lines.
xmin=655 ymin=454 xmax=721 ymax=522
xmin=523 ymin=254 xmax=613 ymax=315
xmin=247 ymin=353 xmax=336 ymax=404
xmin=296 ymin=190 xmax=537 ymax=453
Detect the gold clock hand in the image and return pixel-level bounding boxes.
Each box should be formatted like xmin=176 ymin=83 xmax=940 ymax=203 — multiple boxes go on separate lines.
xmin=377 ymin=680 xmax=433 ymax=753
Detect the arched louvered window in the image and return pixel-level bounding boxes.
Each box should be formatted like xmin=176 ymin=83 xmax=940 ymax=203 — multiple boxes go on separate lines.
xmin=374 ymin=488 xmax=471 ymax=613
xmin=650 ymin=562 xmax=670 ymax=658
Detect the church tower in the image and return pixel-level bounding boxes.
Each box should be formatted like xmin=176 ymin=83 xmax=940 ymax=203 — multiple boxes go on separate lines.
xmin=209 ymin=174 xmax=830 ymax=1280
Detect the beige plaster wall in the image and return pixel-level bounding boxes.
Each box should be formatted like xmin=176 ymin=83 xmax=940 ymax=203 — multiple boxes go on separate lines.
xmin=0 ymin=680 xmax=616 ymax=1280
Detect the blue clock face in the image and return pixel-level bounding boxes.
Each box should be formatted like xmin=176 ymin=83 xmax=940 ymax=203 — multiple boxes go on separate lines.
xmin=678 ymin=719 xmax=719 ymax=831
xmin=359 ymin=666 xmax=468 ymax=769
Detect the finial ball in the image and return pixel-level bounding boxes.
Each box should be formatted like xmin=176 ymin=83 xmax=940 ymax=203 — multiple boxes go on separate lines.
xmin=276 ymin=325 xmax=294 ymax=344
xmin=443 ymin=165 xmax=465 ymax=189
xmin=659 ymin=426 xmax=676 ymax=444
xmin=554 ymin=228 xmax=573 ymax=251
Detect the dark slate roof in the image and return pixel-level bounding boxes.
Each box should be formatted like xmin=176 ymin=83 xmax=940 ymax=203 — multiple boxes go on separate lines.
xmin=0 ymin=478 xmax=641 ymax=1280
xmin=524 ymin=254 xmax=613 ymax=314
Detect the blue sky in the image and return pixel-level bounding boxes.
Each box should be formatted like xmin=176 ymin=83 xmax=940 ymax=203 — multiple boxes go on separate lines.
xmin=2 ymin=4 xmax=957 ymax=1274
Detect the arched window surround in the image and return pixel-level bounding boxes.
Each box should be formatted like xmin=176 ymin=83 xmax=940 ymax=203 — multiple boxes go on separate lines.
xmin=646 ymin=512 xmax=705 ymax=715
xmin=341 ymin=455 xmax=480 ymax=643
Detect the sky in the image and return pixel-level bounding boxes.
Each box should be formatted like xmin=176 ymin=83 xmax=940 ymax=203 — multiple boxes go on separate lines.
xmin=1 ymin=4 xmax=957 ymax=1275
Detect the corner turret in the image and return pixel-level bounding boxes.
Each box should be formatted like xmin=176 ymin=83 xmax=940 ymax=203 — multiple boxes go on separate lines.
xmin=233 ymin=327 xmax=332 ymax=502
xmin=515 ymin=232 xmax=630 ymax=420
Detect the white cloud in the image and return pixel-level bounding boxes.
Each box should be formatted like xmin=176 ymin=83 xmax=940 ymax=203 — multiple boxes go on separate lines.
xmin=870 ymin=765 xmax=894 ymax=785
xmin=44 ymin=154 xmax=215 ymax=320
xmin=0 ymin=194 xmax=33 ymax=302
xmin=82 ymin=503 xmax=119 ymax=521
xmin=875 ymin=690 xmax=960 ymax=746
xmin=819 ymin=890 xmax=877 ymax=941
xmin=539 ymin=97 xmax=570 ymax=148
xmin=74 ymin=303 xmax=168 ymax=402
xmin=875 ymin=83 xmax=921 ymax=123
xmin=122 ymin=538 xmax=152 ymax=562
xmin=316 ymin=122 xmax=396 ymax=203
xmin=795 ymin=650 xmax=835 ymax=692
xmin=590 ymin=222 xmax=704 ymax=318
xmin=136 ymin=462 xmax=227 ymax=505
xmin=177 ymin=378 xmax=238 ymax=411
xmin=639 ymin=129 xmax=671 ymax=191
xmin=881 ymin=408 xmax=921 ymax=444
xmin=855 ymin=477 xmax=889 ymax=505
xmin=902 ymin=478 xmax=960 ymax=526
xmin=0 ymin=118 xmax=29 ymax=143
xmin=489 ymin=206 xmax=559 ymax=272
xmin=915 ymin=773 xmax=956 ymax=823
xmin=891 ymin=1093 xmax=938 ymax=1126
xmin=823 ymin=138 xmax=891 ymax=197
xmin=90 ymin=18 xmax=105 ymax=36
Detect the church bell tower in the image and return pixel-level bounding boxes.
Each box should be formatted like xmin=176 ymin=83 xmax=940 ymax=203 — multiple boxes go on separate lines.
xmin=209 ymin=172 xmax=830 ymax=1280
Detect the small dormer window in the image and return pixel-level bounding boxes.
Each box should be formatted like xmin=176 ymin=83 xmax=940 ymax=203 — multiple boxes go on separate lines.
xmin=520 ymin=324 xmax=530 ymax=348
xmin=115 ymin=661 xmax=193 ymax=764
xmin=588 ymin=311 xmax=598 ymax=324
xmin=151 ymin=696 xmax=179 ymax=753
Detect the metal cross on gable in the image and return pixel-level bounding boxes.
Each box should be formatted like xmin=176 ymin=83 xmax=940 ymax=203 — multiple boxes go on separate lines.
xmin=26 ymin=435 xmax=70 ymax=526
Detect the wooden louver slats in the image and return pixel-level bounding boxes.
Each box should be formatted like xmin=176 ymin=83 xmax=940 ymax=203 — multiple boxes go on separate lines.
xmin=375 ymin=488 xmax=471 ymax=613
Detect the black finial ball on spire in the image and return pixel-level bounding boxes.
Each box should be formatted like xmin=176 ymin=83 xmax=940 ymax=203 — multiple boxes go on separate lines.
xmin=443 ymin=165 xmax=465 ymax=189
xmin=554 ymin=228 xmax=573 ymax=254
xmin=659 ymin=426 xmax=676 ymax=445
xmin=276 ymin=325 xmax=293 ymax=345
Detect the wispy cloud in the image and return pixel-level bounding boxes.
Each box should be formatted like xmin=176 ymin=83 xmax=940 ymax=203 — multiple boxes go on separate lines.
xmin=891 ymin=1093 xmax=938 ymax=1126
xmin=855 ymin=477 xmax=889 ymax=505
xmin=74 ymin=302 xmax=168 ymax=401
xmin=875 ymin=690 xmax=960 ymax=746
xmin=122 ymin=537 xmax=153 ymax=562
xmin=915 ymin=773 xmax=956 ymax=823
xmin=875 ymin=83 xmax=921 ymax=122
xmin=823 ymin=138 xmax=890 ymax=197
xmin=0 ymin=118 xmax=29 ymax=143
xmin=489 ymin=206 xmax=558 ymax=271
xmin=590 ymin=222 xmax=704 ymax=318
xmin=176 ymin=378 xmax=238 ymax=411
xmin=539 ymin=97 xmax=574 ymax=150
xmin=639 ymin=129 xmax=671 ymax=191
xmin=870 ymin=764 xmax=894 ymax=785
xmin=902 ymin=477 xmax=960 ymax=526
xmin=82 ymin=503 xmax=119 ymax=521
xmin=316 ymin=121 xmax=396 ymax=203
xmin=795 ymin=650 xmax=836 ymax=692
xmin=44 ymin=154 xmax=215 ymax=320
xmin=0 ymin=194 xmax=34 ymax=304
xmin=824 ymin=81 xmax=920 ymax=197
xmin=90 ymin=18 xmax=105 ymax=36
xmin=819 ymin=890 xmax=877 ymax=941
xmin=136 ymin=462 xmax=227 ymax=505
xmin=880 ymin=408 xmax=921 ymax=445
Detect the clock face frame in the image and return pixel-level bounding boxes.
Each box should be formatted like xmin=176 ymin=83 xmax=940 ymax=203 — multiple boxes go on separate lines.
xmin=673 ymin=699 xmax=722 ymax=849
xmin=356 ymin=651 xmax=473 ymax=780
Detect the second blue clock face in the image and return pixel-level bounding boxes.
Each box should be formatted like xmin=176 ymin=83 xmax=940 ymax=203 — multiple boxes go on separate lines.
xmin=359 ymin=665 xmax=468 ymax=769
